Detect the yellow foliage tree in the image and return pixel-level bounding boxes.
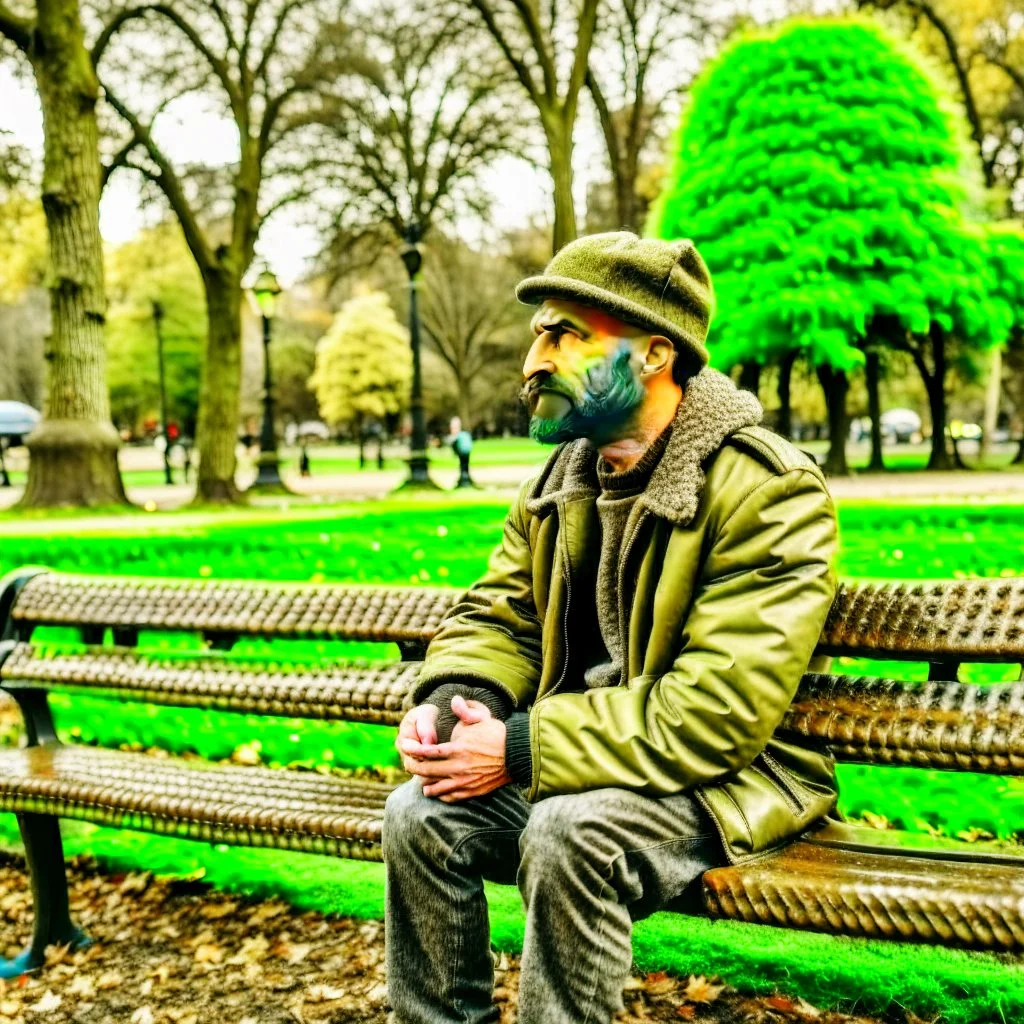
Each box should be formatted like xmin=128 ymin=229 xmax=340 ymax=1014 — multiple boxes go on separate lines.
xmin=0 ymin=191 xmax=48 ymax=303
xmin=309 ymin=292 xmax=412 ymax=434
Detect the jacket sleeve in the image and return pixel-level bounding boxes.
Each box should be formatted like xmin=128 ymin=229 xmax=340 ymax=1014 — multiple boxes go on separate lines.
xmin=404 ymin=479 xmax=544 ymax=712
xmin=526 ymin=467 xmax=838 ymax=801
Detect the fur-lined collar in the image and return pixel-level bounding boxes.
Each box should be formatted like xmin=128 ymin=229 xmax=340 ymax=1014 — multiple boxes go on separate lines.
xmin=524 ymin=367 xmax=763 ymax=527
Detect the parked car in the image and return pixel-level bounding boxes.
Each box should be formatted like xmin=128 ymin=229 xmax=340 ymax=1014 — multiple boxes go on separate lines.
xmin=880 ymin=408 xmax=922 ymax=444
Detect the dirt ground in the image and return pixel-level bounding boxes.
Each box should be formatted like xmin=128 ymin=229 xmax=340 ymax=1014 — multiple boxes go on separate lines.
xmin=0 ymin=851 xmax=919 ymax=1024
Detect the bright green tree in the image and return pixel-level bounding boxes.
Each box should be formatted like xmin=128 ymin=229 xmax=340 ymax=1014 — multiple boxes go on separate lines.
xmin=309 ymin=292 xmax=412 ymax=444
xmin=105 ymin=222 xmax=205 ymax=438
xmin=650 ymin=16 xmax=1007 ymax=473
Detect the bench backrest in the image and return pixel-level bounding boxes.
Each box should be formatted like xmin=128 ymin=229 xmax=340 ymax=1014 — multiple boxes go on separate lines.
xmin=2 ymin=569 xmax=1023 ymax=774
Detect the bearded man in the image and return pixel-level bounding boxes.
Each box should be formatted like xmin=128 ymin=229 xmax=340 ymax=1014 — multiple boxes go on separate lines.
xmin=382 ymin=232 xmax=839 ymax=1024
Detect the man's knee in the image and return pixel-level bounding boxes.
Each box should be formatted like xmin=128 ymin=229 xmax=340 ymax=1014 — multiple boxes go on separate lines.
xmin=518 ymin=790 xmax=622 ymax=878
xmin=382 ymin=778 xmax=448 ymax=861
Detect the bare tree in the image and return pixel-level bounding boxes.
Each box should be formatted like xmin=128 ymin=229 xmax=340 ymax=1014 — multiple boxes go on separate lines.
xmin=0 ymin=0 xmax=128 ymax=506
xmin=315 ymin=2 xmax=526 ymax=254
xmin=463 ymin=0 xmax=599 ymax=252
xmin=419 ymin=234 xmax=530 ymax=426
xmin=94 ymin=0 xmax=356 ymax=502
xmin=586 ymin=0 xmax=722 ymax=233
xmin=863 ymin=0 xmax=1024 ymax=210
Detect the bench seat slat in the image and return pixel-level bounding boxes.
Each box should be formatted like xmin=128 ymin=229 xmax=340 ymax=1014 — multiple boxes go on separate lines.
xmin=9 ymin=575 xmax=459 ymax=644
xmin=0 ymin=745 xmax=392 ymax=859
xmin=704 ymin=819 xmax=1024 ymax=949
xmin=0 ymin=643 xmax=414 ymax=725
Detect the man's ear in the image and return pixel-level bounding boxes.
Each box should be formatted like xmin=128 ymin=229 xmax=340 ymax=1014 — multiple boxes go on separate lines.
xmin=640 ymin=336 xmax=676 ymax=377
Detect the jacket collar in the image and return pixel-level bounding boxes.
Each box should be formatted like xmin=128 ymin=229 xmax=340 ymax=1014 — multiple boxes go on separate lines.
xmin=524 ymin=367 xmax=763 ymax=528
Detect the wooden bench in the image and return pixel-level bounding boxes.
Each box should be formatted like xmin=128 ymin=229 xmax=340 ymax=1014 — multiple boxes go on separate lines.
xmin=0 ymin=567 xmax=1022 ymax=976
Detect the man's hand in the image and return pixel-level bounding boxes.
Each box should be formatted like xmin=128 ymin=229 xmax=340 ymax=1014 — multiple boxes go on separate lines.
xmin=397 ymin=702 xmax=440 ymax=748
xmin=397 ymin=695 xmax=513 ymax=803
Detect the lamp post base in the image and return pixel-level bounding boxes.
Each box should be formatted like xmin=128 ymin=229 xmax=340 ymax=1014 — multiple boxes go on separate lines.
xmin=248 ymin=452 xmax=291 ymax=494
xmin=397 ymin=451 xmax=440 ymax=491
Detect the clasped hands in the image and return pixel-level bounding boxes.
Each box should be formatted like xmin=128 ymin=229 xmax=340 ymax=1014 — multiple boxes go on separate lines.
xmin=396 ymin=695 xmax=513 ymax=802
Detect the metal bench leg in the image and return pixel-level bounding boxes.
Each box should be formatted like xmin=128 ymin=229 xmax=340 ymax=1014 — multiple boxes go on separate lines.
xmin=0 ymin=812 xmax=90 ymax=977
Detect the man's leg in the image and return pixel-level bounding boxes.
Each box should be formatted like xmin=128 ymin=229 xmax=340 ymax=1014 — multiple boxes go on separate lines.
xmin=516 ymin=787 xmax=721 ymax=1024
xmin=383 ymin=777 xmax=531 ymax=1024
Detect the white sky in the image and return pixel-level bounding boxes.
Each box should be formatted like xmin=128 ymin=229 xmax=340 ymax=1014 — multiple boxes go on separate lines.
xmin=0 ymin=64 xmax=577 ymax=287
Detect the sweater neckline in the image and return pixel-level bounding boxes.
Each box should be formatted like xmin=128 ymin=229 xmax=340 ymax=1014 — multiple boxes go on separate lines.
xmin=596 ymin=421 xmax=674 ymax=493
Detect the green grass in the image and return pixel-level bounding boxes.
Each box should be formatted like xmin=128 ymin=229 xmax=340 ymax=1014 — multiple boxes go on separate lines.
xmin=1 ymin=497 xmax=1023 ymax=1021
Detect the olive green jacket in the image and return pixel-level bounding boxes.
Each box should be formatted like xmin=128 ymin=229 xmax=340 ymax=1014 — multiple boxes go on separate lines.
xmin=409 ymin=369 xmax=840 ymax=864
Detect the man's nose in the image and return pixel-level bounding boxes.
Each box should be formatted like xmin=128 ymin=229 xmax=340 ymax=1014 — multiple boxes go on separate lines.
xmin=523 ymin=337 xmax=557 ymax=381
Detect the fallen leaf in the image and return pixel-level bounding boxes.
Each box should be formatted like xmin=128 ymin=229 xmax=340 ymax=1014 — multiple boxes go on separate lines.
xmin=682 ymin=975 xmax=725 ymax=1004
xmin=200 ymin=900 xmax=238 ymax=919
xmin=194 ymin=942 xmax=224 ymax=964
xmin=43 ymin=942 xmax=72 ymax=966
xmin=28 ymin=990 xmax=61 ymax=1013
xmin=96 ymin=970 xmax=123 ymax=991
xmin=305 ymin=983 xmax=347 ymax=1002
xmin=67 ymin=975 xmax=96 ymax=998
xmin=642 ymin=970 xmax=676 ymax=996
xmin=226 ymin=934 xmax=270 ymax=966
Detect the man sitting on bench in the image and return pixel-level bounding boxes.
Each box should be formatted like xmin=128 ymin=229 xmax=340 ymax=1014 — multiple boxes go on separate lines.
xmin=383 ymin=231 xmax=839 ymax=1024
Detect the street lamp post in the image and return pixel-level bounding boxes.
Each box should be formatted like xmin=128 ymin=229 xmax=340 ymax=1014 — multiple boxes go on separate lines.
xmin=152 ymin=300 xmax=173 ymax=486
xmin=399 ymin=222 xmax=435 ymax=487
xmin=250 ymin=266 xmax=285 ymax=491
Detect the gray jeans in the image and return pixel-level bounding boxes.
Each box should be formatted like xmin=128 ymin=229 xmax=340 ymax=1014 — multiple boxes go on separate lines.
xmin=382 ymin=777 xmax=722 ymax=1024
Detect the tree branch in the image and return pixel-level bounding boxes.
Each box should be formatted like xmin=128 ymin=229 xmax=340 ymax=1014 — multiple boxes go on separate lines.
xmin=905 ymin=0 xmax=992 ymax=186
xmin=0 ymin=1 xmax=32 ymax=52
xmin=989 ymin=55 xmax=1024 ymax=100
xmin=468 ymin=0 xmax=539 ymax=105
xmin=586 ymin=69 xmax=623 ymax=185
xmin=94 ymin=4 xmax=242 ymax=122
xmin=509 ymin=0 xmax=556 ymax=99
xmin=102 ymin=83 xmax=215 ymax=271
xmin=564 ymin=0 xmax=599 ymax=121
xmin=101 ymin=138 xmax=137 ymax=190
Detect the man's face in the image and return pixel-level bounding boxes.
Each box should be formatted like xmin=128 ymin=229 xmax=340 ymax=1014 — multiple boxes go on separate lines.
xmin=521 ymin=299 xmax=650 ymax=446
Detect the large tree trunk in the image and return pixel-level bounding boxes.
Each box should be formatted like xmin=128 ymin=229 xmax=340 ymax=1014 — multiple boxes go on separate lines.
xmin=923 ymin=325 xmax=952 ymax=471
xmin=194 ymin=274 xmax=243 ymax=503
xmin=865 ymin=348 xmax=885 ymax=472
xmin=816 ymin=365 xmax=850 ymax=476
xmin=18 ymin=0 xmax=128 ymax=508
xmin=777 ymin=350 xmax=796 ymax=439
xmin=738 ymin=361 xmax=761 ymax=398
xmin=613 ymin=144 xmax=640 ymax=233
xmin=545 ymin=118 xmax=577 ymax=254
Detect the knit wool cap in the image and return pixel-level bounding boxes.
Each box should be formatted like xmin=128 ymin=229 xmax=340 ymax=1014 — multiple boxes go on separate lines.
xmin=515 ymin=231 xmax=714 ymax=369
